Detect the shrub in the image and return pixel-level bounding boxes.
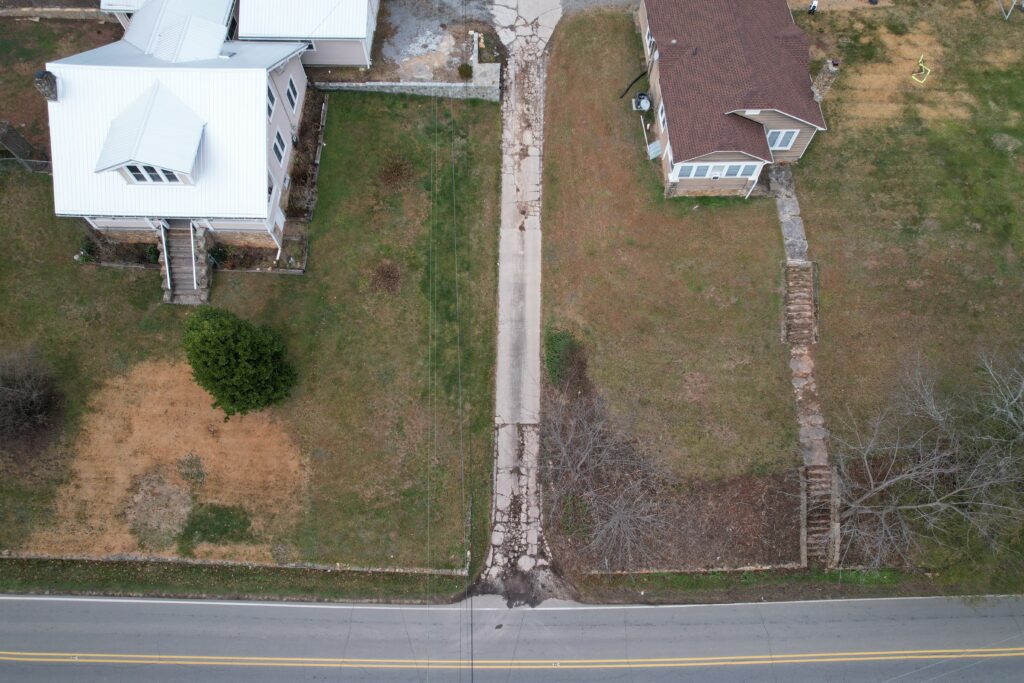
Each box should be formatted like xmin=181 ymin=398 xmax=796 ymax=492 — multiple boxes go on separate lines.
xmin=458 ymin=62 xmax=473 ymax=80
xmin=144 ymin=244 xmax=160 ymax=264
xmin=544 ymin=325 xmax=582 ymax=388
xmin=0 ymin=351 xmax=61 ymax=441
xmin=176 ymin=451 xmax=206 ymax=488
xmin=182 ymin=307 xmax=296 ymax=416
xmin=177 ymin=504 xmax=252 ymax=556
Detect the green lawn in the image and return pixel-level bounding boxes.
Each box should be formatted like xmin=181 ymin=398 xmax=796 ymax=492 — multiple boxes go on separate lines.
xmin=0 ymin=92 xmax=500 ymax=580
xmin=212 ymin=93 xmax=499 ymax=570
xmin=0 ymin=172 xmax=185 ymax=550
xmin=794 ymin=2 xmax=1024 ymax=581
xmin=543 ymin=12 xmax=797 ymax=481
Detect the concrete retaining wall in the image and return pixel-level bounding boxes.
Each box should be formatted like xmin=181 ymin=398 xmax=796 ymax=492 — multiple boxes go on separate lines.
xmin=0 ymin=8 xmax=114 ymax=21
xmin=314 ymin=78 xmax=500 ymax=103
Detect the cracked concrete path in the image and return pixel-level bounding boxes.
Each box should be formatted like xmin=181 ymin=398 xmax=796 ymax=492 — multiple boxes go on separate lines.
xmin=482 ymin=0 xmax=566 ymax=602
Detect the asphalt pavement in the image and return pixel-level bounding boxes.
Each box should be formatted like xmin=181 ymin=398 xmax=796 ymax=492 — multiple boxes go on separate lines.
xmin=1 ymin=594 xmax=1023 ymax=681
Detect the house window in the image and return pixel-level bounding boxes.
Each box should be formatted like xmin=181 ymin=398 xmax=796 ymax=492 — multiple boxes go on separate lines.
xmin=125 ymin=164 xmax=147 ymax=182
xmin=675 ymin=162 xmax=760 ymax=180
xmin=273 ymin=130 xmax=286 ymax=164
xmin=123 ymin=164 xmax=180 ymax=184
xmin=267 ymin=171 xmax=275 ymax=201
xmin=645 ymin=28 xmax=655 ymax=55
xmin=267 ymin=86 xmax=277 ymax=119
xmin=658 ymin=102 xmax=667 ymax=132
xmin=767 ymin=129 xmax=799 ymax=151
xmin=286 ymin=77 xmax=298 ymax=111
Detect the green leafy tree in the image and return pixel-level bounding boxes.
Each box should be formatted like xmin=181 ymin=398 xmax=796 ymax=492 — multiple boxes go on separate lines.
xmin=183 ymin=308 xmax=296 ymax=416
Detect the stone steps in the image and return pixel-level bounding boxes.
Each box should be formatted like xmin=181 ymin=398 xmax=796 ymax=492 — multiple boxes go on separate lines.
xmin=784 ymin=260 xmax=818 ymax=345
xmin=805 ymin=465 xmax=834 ymax=566
xmin=161 ymin=227 xmax=209 ymax=305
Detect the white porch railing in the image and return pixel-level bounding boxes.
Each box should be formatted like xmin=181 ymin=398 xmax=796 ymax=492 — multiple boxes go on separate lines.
xmin=159 ymin=224 xmax=171 ymax=291
xmin=189 ymin=223 xmax=198 ymax=290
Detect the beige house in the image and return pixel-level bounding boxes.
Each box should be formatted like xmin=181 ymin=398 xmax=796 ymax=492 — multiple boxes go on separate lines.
xmin=638 ymin=0 xmax=825 ymax=198
xmin=238 ymin=0 xmax=381 ymax=68
xmin=42 ymin=0 xmax=307 ymax=304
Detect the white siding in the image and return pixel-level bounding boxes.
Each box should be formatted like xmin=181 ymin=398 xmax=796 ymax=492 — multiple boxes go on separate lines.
xmin=48 ymin=65 xmax=271 ymax=220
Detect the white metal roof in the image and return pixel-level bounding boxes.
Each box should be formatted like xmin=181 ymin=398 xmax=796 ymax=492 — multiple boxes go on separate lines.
xmin=100 ymin=0 xmax=147 ymax=11
xmin=124 ymin=0 xmax=233 ymax=63
xmin=94 ymin=83 xmax=205 ymax=175
xmin=239 ymin=0 xmax=370 ymax=40
xmin=46 ymin=39 xmax=305 ymax=220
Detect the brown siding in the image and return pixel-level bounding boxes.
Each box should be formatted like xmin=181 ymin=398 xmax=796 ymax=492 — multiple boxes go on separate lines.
xmin=736 ymin=110 xmax=818 ymax=163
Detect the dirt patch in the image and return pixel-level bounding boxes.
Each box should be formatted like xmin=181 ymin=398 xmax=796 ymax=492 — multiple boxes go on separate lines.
xmin=377 ymin=155 xmax=415 ymax=192
xmin=370 ymin=259 xmax=402 ymax=295
xmin=23 ymin=360 xmax=307 ymax=561
xmin=549 ymin=471 xmax=802 ymax=571
xmin=841 ymin=28 xmax=973 ymax=129
xmin=124 ymin=471 xmax=192 ymax=550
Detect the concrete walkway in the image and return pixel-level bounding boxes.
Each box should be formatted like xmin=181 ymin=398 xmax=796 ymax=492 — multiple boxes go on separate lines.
xmin=482 ymin=0 xmax=563 ymax=601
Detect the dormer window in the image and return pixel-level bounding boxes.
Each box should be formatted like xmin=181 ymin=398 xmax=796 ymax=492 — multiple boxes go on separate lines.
xmin=95 ymin=84 xmax=204 ymax=188
xmin=120 ymin=164 xmax=188 ymax=184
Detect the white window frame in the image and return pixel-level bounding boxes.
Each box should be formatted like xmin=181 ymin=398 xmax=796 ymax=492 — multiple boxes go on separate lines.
xmin=658 ymin=102 xmax=667 ymax=132
xmin=122 ymin=163 xmax=182 ymax=185
xmin=286 ymin=77 xmax=298 ymax=112
xmin=672 ymin=162 xmax=762 ymax=181
xmin=273 ymin=129 xmax=286 ymax=165
xmin=267 ymin=85 xmax=277 ymax=119
xmin=645 ymin=27 xmax=656 ymax=57
xmin=767 ymin=129 xmax=800 ymax=151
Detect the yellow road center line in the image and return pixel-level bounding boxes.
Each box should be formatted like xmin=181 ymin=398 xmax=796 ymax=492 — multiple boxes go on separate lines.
xmin=1 ymin=647 xmax=1023 ymax=669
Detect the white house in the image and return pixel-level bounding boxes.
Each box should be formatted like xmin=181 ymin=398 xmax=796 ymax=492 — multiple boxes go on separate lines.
xmin=41 ymin=0 xmax=308 ymax=304
xmin=101 ymin=0 xmax=240 ymax=36
xmin=238 ymin=0 xmax=381 ymax=68
xmin=99 ymin=0 xmax=147 ymax=28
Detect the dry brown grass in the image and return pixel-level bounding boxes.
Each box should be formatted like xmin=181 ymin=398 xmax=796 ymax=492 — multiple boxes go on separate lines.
xmin=796 ymin=1 xmax=1024 ymax=422
xmin=841 ymin=28 xmax=974 ymax=129
xmin=543 ymin=12 xmax=797 ymax=480
xmin=24 ymin=361 xmax=306 ymax=562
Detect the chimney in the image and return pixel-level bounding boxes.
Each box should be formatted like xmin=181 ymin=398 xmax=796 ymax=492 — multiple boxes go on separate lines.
xmin=35 ymin=70 xmax=59 ymax=102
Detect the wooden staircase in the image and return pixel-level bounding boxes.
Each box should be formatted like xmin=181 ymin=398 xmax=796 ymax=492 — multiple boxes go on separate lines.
xmin=804 ymin=464 xmax=835 ymax=567
xmin=160 ymin=226 xmax=209 ymax=306
xmin=784 ymin=260 xmax=818 ymax=345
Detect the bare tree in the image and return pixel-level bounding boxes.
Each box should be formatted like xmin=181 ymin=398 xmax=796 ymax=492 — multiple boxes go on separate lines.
xmin=540 ymin=388 xmax=670 ymax=570
xmin=834 ymin=354 xmax=1024 ymax=568
xmin=0 ymin=350 xmax=61 ymax=443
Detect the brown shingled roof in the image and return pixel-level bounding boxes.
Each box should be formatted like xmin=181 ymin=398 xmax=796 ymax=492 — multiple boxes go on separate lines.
xmin=646 ymin=0 xmax=826 ymax=163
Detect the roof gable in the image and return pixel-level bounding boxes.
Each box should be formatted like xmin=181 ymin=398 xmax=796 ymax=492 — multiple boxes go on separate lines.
xmin=124 ymin=0 xmax=233 ymax=63
xmin=647 ymin=0 xmax=825 ymax=162
xmin=95 ymin=83 xmax=205 ymax=175
xmin=239 ymin=0 xmax=371 ymax=40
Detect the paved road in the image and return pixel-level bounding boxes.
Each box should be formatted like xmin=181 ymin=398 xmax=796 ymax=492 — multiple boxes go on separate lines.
xmin=1 ymin=595 xmax=1023 ymax=681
